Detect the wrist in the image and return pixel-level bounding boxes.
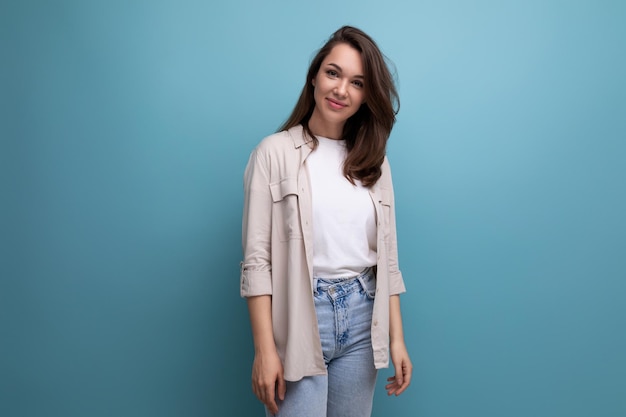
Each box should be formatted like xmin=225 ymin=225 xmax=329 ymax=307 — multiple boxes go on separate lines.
xmin=254 ymin=341 xmax=278 ymax=356
xmin=390 ymin=337 xmax=406 ymax=347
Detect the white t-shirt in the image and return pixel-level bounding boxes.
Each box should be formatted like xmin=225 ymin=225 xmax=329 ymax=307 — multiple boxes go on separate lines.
xmin=306 ymin=136 xmax=377 ymax=278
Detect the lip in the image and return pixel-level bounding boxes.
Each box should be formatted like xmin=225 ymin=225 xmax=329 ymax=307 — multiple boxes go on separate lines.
xmin=326 ymin=98 xmax=347 ymax=110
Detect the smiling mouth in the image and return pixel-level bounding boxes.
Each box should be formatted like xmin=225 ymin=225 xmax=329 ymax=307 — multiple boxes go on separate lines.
xmin=326 ymin=98 xmax=347 ymax=109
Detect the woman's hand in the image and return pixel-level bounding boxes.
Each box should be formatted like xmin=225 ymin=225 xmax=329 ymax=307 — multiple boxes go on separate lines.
xmin=251 ymin=349 xmax=286 ymax=415
xmin=247 ymin=295 xmax=284 ymax=414
xmin=386 ymin=340 xmax=412 ymax=396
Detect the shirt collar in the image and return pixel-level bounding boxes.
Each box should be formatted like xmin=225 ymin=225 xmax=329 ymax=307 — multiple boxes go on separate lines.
xmin=288 ymin=124 xmax=314 ymax=149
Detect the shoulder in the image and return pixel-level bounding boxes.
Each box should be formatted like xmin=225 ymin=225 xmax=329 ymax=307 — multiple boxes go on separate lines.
xmin=255 ymin=125 xmax=308 ymax=153
xmin=380 ymin=155 xmax=392 ymax=179
xmin=382 ymin=155 xmax=391 ymax=170
xmin=375 ymin=155 xmax=399 ymax=192
xmin=246 ymin=126 xmax=308 ymax=177
xmin=246 ymin=131 xmax=293 ymax=173
xmin=254 ymin=130 xmax=292 ymax=155
xmin=251 ymin=125 xmax=311 ymax=167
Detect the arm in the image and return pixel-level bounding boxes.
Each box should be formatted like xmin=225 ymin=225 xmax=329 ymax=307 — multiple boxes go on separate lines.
xmin=379 ymin=158 xmax=412 ymax=395
xmin=241 ymin=148 xmax=285 ymax=414
xmin=247 ymin=295 xmax=285 ymax=415
xmin=385 ymin=295 xmax=412 ymax=396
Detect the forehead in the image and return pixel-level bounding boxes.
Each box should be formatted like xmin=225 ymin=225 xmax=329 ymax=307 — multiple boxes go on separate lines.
xmin=322 ymin=43 xmax=363 ymax=74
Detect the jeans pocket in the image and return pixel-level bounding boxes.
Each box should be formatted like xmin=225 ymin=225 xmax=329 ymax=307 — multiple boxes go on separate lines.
xmin=358 ymin=272 xmax=377 ymax=300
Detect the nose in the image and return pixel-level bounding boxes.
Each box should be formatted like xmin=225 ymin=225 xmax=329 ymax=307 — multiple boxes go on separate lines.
xmin=334 ymin=80 xmax=349 ymax=97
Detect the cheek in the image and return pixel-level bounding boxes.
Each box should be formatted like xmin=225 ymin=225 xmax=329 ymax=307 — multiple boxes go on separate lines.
xmin=354 ymin=91 xmax=366 ymax=106
xmin=313 ymin=87 xmax=326 ymax=109
xmin=315 ymin=76 xmax=331 ymax=92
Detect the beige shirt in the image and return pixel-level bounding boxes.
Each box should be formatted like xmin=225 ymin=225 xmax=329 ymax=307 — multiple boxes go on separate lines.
xmin=240 ymin=125 xmax=406 ymax=382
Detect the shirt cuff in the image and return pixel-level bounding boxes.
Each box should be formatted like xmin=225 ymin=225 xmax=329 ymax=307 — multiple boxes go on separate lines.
xmin=240 ymin=263 xmax=273 ymax=297
xmin=389 ymin=270 xmax=406 ymax=295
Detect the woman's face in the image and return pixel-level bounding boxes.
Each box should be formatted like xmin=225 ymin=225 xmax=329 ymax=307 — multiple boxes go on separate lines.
xmin=309 ymin=43 xmax=366 ymax=138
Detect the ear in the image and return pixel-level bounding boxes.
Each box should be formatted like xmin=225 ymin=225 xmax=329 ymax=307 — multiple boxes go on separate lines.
xmin=311 ymin=77 xmax=316 ymax=87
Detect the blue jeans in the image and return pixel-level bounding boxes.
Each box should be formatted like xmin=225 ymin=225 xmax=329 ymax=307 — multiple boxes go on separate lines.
xmin=267 ymin=268 xmax=378 ymax=417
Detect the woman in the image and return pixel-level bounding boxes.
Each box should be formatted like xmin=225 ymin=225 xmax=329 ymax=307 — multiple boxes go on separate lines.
xmin=241 ymin=26 xmax=411 ymax=417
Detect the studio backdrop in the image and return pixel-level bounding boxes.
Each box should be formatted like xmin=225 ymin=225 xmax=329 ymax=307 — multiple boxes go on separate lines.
xmin=2 ymin=0 xmax=625 ymax=416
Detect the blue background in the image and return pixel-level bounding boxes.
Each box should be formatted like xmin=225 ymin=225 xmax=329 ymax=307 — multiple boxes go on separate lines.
xmin=2 ymin=0 xmax=625 ymax=416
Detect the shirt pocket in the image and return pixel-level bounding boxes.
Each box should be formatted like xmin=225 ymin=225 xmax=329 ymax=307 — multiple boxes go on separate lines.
xmin=270 ymin=178 xmax=303 ymax=241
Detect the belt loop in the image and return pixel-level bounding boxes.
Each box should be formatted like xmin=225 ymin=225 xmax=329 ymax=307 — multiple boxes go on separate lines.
xmin=356 ymin=274 xmax=367 ymax=293
xmin=313 ymin=277 xmax=319 ymax=296
xmin=357 ymin=267 xmax=375 ymax=293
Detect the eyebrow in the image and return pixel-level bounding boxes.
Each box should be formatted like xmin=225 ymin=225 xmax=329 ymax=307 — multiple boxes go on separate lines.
xmin=327 ymin=63 xmax=364 ymax=79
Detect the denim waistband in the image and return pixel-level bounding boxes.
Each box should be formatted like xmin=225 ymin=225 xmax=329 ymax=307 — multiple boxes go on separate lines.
xmin=313 ymin=267 xmax=376 ymax=297
xmin=314 ymin=266 xmax=375 ymax=282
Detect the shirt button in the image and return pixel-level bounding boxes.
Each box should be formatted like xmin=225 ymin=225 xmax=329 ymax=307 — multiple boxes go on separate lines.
xmin=373 ymin=320 xmax=378 ymax=326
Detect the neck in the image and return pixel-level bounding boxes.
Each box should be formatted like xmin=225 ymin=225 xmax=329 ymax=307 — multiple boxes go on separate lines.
xmin=308 ymin=112 xmax=344 ymax=140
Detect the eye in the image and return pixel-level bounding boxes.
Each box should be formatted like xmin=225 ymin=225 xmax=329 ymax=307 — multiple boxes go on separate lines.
xmin=352 ymin=80 xmax=364 ymax=88
xmin=326 ymin=69 xmax=339 ymax=78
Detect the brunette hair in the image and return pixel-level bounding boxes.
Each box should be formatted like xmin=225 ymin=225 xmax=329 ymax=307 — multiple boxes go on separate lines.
xmin=279 ymin=26 xmax=399 ymax=187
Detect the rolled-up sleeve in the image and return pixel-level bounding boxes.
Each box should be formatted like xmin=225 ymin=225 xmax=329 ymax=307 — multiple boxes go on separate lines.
xmin=240 ymin=149 xmax=273 ymax=297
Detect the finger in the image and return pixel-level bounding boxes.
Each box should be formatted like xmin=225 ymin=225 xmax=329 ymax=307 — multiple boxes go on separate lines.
xmin=403 ymin=366 xmax=413 ymax=386
xmin=384 ymin=376 xmax=397 ymax=393
xmin=385 ymin=379 xmax=398 ymax=395
xmin=267 ymin=403 xmax=278 ymax=416
xmin=394 ymin=379 xmax=409 ymax=396
xmin=277 ymin=374 xmax=286 ymax=401
xmin=394 ymin=366 xmax=413 ymax=396
xmin=395 ymin=382 xmax=409 ymax=396
xmin=265 ymin=384 xmax=278 ymax=415
xmin=394 ymin=364 xmax=404 ymax=387
xmin=252 ymin=381 xmax=261 ymax=402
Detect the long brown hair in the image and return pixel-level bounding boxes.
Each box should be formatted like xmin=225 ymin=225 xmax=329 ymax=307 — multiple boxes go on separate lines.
xmin=279 ymin=26 xmax=399 ymax=187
